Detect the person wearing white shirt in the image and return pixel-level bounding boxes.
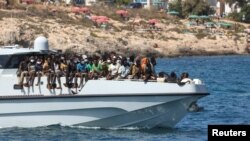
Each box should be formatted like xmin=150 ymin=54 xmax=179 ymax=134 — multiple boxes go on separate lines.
xmin=107 ymin=60 xmax=119 ymax=79
xmin=117 ymin=60 xmax=130 ymax=79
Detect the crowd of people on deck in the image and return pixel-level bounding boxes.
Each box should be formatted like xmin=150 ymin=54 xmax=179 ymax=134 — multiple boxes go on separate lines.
xmin=16 ymin=52 xmax=193 ymax=89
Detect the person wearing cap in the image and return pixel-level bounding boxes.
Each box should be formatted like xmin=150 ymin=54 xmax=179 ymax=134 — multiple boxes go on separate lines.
xmin=112 ymin=55 xmax=117 ymax=60
xmin=82 ymin=55 xmax=88 ymax=60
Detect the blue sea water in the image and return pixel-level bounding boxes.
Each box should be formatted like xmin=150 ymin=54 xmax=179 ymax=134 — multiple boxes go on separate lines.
xmin=0 ymin=55 xmax=250 ymax=141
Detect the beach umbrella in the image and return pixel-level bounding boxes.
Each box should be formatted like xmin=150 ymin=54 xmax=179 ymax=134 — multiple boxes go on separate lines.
xmin=91 ymin=15 xmax=99 ymax=21
xmin=92 ymin=16 xmax=109 ymax=23
xmin=21 ymin=0 xmax=33 ymax=4
xmin=205 ymin=22 xmax=214 ymax=25
xmin=148 ymin=19 xmax=159 ymax=24
xmin=79 ymin=7 xmax=90 ymax=13
xmin=224 ymin=23 xmax=232 ymax=26
xmin=96 ymin=18 xmax=109 ymax=24
xmin=168 ymin=11 xmax=179 ymax=15
xmin=97 ymin=16 xmax=109 ymax=20
xmin=219 ymin=22 xmax=232 ymax=28
xmin=188 ymin=15 xmax=199 ymax=19
xmin=199 ymin=15 xmax=209 ymax=19
xmin=116 ymin=10 xmax=128 ymax=15
xmin=71 ymin=7 xmax=81 ymax=14
xmin=204 ymin=22 xmax=215 ymax=28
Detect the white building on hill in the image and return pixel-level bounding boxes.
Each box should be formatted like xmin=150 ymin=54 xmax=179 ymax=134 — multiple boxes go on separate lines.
xmin=85 ymin=0 xmax=97 ymax=6
xmin=215 ymin=0 xmax=241 ymax=16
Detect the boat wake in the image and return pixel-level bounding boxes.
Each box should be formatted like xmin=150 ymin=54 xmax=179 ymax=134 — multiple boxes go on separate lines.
xmin=70 ymin=125 xmax=141 ymax=131
xmin=237 ymin=93 xmax=250 ymax=97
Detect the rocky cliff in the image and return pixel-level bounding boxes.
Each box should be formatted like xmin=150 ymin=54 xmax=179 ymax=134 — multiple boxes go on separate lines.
xmin=0 ymin=4 xmax=249 ymax=57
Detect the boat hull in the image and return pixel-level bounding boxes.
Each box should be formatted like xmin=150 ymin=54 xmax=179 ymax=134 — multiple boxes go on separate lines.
xmin=0 ymin=94 xmax=207 ymax=128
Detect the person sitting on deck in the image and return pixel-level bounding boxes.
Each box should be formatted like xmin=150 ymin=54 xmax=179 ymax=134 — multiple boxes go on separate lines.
xmin=35 ymin=58 xmax=43 ymax=86
xmin=157 ymin=72 xmax=168 ymax=82
xmin=50 ymin=56 xmax=57 ymax=89
xmin=27 ymin=56 xmax=36 ymax=87
xmin=142 ymin=58 xmax=156 ymax=81
xmin=117 ymin=58 xmax=130 ymax=79
xmin=54 ymin=59 xmax=62 ymax=89
xmin=150 ymin=56 xmax=157 ymax=78
xmin=100 ymin=58 xmax=110 ymax=78
xmin=141 ymin=57 xmax=150 ymax=80
xmin=91 ymin=59 xmax=102 ymax=79
xmin=76 ymin=59 xmax=87 ymax=88
xmin=17 ymin=57 xmax=29 ymax=86
xmin=65 ymin=58 xmax=78 ymax=88
xmin=180 ymin=72 xmax=193 ymax=84
xmin=127 ymin=55 xmax=135 ymax=79
xmin=86 ymin=58 xmax=93 ymax=79
xmin=60 ymin=56 xmax=67 ymax=75
xmin=107 ymin=58 xmax=119 ymax=80
xmin=167 ymin=72 xmax=178 ymax=83
xmin=131 ymin=59 xmax=142 ymax=79
xmin=43 ymin=57 xmax=55 ymax=89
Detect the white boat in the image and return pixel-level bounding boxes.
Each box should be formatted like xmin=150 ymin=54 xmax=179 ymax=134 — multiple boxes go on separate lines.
xmin=0 ymin=37 xmax=209 ymax=128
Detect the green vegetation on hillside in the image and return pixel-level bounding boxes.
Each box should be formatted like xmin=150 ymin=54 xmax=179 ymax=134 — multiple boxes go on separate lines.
xmin=168 ymin=0 xmax=214 ymax=17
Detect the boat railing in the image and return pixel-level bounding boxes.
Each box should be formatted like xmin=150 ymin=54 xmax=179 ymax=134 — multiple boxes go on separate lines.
xmin=114 ymin=79 xmax=158 ymax=82
xmin=1 ymin=45 xmax=19 ymax=49
xmin=110 ymin=78 xmax=202 ymax=85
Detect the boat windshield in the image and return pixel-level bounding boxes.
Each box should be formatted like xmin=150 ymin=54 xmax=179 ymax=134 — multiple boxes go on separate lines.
xmin=0 ymin=55 xmax=11 ymax=69
xmin=0 ymin=54 xmax=38 ymax=69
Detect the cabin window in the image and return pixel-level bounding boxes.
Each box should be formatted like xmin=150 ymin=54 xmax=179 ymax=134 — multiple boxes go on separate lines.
xmin=5 ymin=54 xmax=26 ymax=68
xmin=4 ymin=53 xmax=46 ymax=69
xmin=0 ymin=53 xmax=53 ymax=69
xmin=0 ymin=55 xmax=11 ymax=68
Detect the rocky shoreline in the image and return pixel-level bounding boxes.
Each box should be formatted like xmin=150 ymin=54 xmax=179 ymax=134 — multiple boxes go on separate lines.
xmin=0 ymin=5 xmax=249 ymax=57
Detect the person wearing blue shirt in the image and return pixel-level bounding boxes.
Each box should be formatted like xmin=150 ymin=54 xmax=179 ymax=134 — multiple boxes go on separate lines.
xmin=76 ymin=60 xmax=87 ymax=88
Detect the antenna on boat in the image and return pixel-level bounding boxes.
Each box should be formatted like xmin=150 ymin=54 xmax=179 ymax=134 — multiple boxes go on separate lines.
xmin=34 ymin=36 xmax=49 ymax=51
